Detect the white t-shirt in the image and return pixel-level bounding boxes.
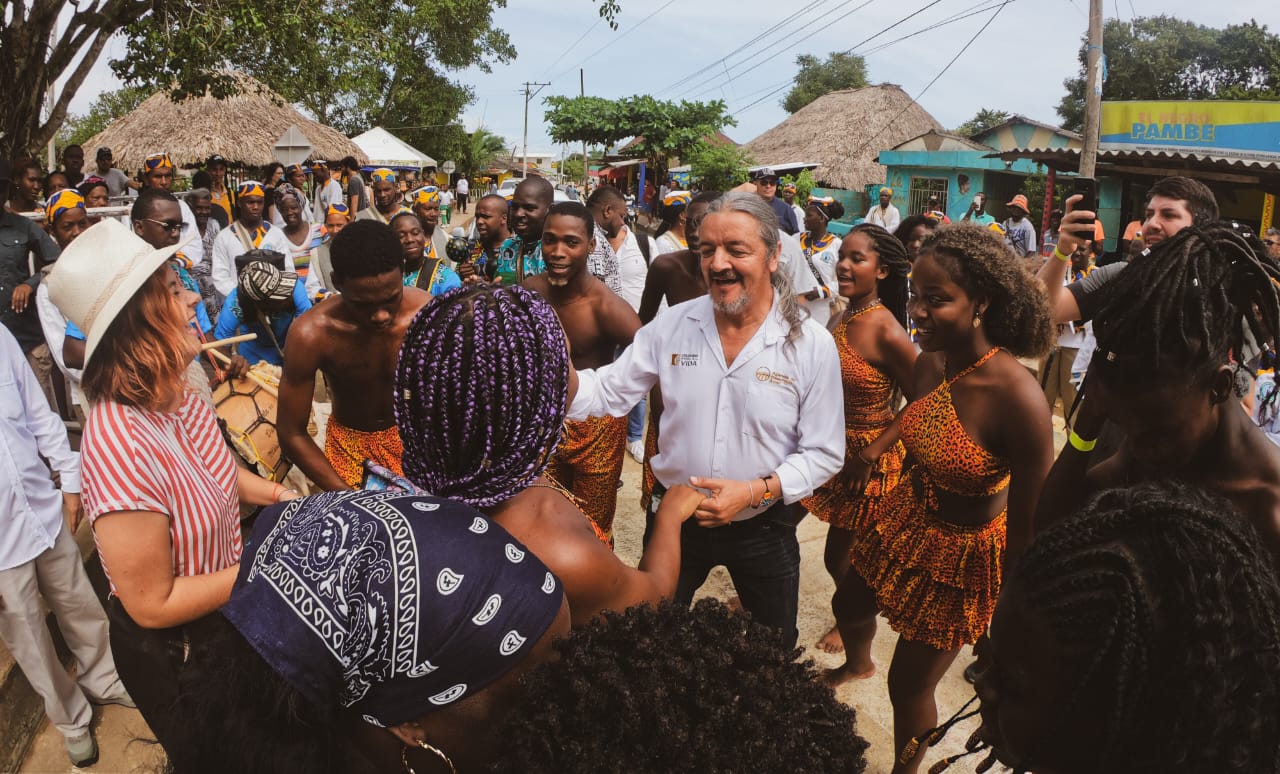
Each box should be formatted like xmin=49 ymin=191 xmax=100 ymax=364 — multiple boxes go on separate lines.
xmin=865 ymin=204 xmax=901 ymax=233
xmin=211 ymin=223 xmax=299 ymax=297
xmin=655 ymin=231 xmax=686 ymax=255
xmin=456 ymin=178 xmax=469 ymax=196
xmin=614 ymin=227 xmax=653 ymax=313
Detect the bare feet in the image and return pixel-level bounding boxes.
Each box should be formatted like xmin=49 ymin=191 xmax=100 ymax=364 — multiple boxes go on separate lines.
xmin=822 ymin=662 xmax=876 ymax=688
xmin=816 ymin=625 xmax=845 ymax=654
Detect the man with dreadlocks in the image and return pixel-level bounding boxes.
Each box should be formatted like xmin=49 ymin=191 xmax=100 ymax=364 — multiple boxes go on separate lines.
xmin=392 ymin=284 xmax=703 ymax=628
xmin=970 ymin=481 xmax=1280 ymax=774
xmin=1035 ymin=223 xmax=1280 ymax=563
xmin=567 ymin=191 xmax=845 ymax=648
xmin=525 ymin=202 xmax=641 ymax=539
xmin=277 ymin=220 xmax=432 ymax=491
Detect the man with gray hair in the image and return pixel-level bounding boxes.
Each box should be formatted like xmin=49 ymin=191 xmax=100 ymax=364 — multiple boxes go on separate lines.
xmin=1265 ymin=227 xmax=1280 ymax=262
xmin=567 ymin=191 xmax=843 ymax=647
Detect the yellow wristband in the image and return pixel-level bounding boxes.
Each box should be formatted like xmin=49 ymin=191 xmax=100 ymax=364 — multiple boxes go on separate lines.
xmin=1053 ymin=246 xmax=1071 ymax=263
xmin=1068 ymin=429 xmax=1097 ymax=452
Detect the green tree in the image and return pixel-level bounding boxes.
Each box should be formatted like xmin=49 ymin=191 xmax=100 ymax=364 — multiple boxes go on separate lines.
xmin=56 ymin=86 xmax=151 ymax=152
xmin=1 ymin=0 xmax=624 ymax=159
xmin=561 ymin=154 xmax=586 ymax=181
xmin=1057 ymin=17 xmax=1280 ymax=132
xmin=544 ymin=95 xmax=734 ymax=179
xmin=687 ymin=141 xmax=754 ymax=192
xmin=782 ymin=52 xmax=869 ymax=114
xmin=457 ymin=126 xmax=510 ymax=178
xmin=780 ymin=169 xmax=817 ymax=204
xmin=952 ymin=108 xmax=1011 ymax=138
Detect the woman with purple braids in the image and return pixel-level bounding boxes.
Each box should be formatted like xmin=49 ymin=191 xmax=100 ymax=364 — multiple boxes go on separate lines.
xmin=394 ymin=284 xmax=703 ymax=627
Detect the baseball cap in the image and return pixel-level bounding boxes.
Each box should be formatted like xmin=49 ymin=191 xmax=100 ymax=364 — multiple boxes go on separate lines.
xmin=207 ymin=154 xmax=228 ymax=167
xmin=752 ymin=167 xmax=779 ymax=182
xmin=96 ymin=147 xmax=112 ymax=159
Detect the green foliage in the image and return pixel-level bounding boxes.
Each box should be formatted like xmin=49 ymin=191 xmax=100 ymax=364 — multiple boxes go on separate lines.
xmin=782 ymin=52 xmax=869 ymax=114
xmin=688 ymin=141 xmax=754 ymax=192
xmin=780 ymin=169 xmax=817 ymax=204
xmin=456 ymin=126 xmax=510 ymax=177
xmin=543 ymin=95 xmax=734 ymax=177
xmin=953 ymin=108 xmax=1011 ymax=138
xmin=1057 ymin=17 xmax=1280 ymax=132
xmin=56 ymin=86 xmax=150 ymax=152
xmin=561 ymin=154 xmax=586 ymax=181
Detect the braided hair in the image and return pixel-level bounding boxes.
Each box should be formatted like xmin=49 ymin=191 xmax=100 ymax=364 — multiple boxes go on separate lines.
xmin=394 ymin=284 xmax=569 ymax=508
xmin=849 ymin=223 xmax=911 ymax=330
xmin=918 ymin=223 xmax=1054 ymax=357
xmin=1002 ymin=481 xmax=1280 ymax=772
xmin=490 ymin=599 xmax=869 ymax=773
xmin=1092 ymin=222 xmax=1280 ymax=388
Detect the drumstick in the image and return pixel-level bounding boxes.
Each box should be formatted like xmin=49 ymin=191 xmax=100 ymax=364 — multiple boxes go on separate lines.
xmin=201 ymin=333 xmax=258 ymax=351
xmin=206 ymin=348 xmax=280 ymax=398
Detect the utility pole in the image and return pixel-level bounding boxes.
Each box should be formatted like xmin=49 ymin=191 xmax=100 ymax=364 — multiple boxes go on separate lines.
xmin=581 ymin=68 xmax=588 ymax=190
xmin=1079 ymin=0 xmax=1104 ymax=179
xmin=521 ymin=81 xmax=550 ymax=179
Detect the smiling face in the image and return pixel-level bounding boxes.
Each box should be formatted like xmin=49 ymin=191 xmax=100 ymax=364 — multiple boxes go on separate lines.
xmin=698 ymin=210 xmax=779 ymax=317
xmin=190 ymin=195 xmax=212 ymax=229
xmin=541 ymin=213 xmax=593 ymax=287
xmin=278 ymin=195 xmax=304 ymax=227
xmin=906 ymin=250 xmax=984 ymax=352
xmin=836 ymin=231 xmax=888 ymax=303
xmin=511 ymin=184 xmax=551 ymax=240
xmin=62 ymin=147 xmax=84 ymax=174
xmin=393 ymin=215 xmax=427 ymax=267
xmin=413 ymin=198 xmax=441 ymax=231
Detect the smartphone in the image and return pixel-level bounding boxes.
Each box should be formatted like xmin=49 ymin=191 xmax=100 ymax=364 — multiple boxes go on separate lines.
xmin=1072 ymin=178 xmax=1097 ymax=231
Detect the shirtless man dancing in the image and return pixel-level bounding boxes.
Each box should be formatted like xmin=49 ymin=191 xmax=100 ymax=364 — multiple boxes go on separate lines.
xmin=524 ymin=202 xmax=641 ymax=539
xmin=278 ymin=220 xmax=431 ymax=490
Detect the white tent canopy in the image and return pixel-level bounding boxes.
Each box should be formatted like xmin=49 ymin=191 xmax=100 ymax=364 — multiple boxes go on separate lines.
xmin=350 ymin=126 xmax=437 ymax=169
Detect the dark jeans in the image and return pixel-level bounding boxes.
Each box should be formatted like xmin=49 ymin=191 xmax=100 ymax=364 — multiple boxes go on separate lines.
xmin=107 ymin=598 xmax=205 ymax=772
xmin=648 ymin=488 xmax=803 ymax=648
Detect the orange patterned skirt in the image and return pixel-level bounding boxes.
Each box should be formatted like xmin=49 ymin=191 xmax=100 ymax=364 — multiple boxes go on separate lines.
xmin=639 ymin=419 xmax=660 ymax=513
xmin=324 ymin=416 xmax=404 ymax=489
xmin=802 ymin=426 xmax=904 ymax=532
xmin=850 ymin=469 xmax=1005 ymax=650
xmin=545 ymin=414 xmax=628 ymax=539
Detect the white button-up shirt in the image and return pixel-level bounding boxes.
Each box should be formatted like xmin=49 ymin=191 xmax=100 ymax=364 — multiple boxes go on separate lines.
xmin=0 ymin=326 xmax=80 ymax=571
xmin=210 ymin=223 xmax=301 ymax=297
xmin=569 ymin=293 xmax=844 ymax=520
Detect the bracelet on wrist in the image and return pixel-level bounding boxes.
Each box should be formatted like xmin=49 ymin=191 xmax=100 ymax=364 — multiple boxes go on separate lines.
xmin=856 ymin=447 xmax=877 ymax=466
xmin=758 ymin=476 xmax=776 ymax=507
xmin=746 ymin=480 xmax=759 ymax=509
xmin=1053 ymin=246 xmax=1071 ymax=263
xmin=1067 ymin=429 xmax=1097 ymax=453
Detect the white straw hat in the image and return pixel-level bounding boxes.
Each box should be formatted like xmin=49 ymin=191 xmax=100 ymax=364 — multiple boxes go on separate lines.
xmin=47 ymin=218 xmax=193 ymax=366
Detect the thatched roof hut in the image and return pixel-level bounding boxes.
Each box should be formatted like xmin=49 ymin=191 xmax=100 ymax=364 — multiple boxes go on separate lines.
xmin=744 ymin=84 xmax=943 ymax=190
xmin=86 ymin=73 xmax=367 ymax=171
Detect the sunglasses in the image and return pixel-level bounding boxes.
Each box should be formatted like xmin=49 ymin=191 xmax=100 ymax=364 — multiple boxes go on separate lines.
xmin=141 ymin=218 xmax=187 ymax=233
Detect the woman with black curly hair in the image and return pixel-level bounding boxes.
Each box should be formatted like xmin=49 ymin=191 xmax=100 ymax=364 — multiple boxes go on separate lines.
xmin=1035 ymin=224 xmax=1280 ymax=560
xmin=973 ymin=481 xmax=1280 ymax=773
xmin=826 ymin=224 xmax=1055 ymax=774
xmin=491 ymin=599 xmax=870 ymax=773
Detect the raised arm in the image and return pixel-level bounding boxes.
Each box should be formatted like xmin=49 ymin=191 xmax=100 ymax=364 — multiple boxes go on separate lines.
xmin=277 ymin=320 xmax=349 ymax=491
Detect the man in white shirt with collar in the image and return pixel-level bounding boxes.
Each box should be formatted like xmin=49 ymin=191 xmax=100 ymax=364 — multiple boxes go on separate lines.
xmin=568 ymin=191 xmax=844 ymax=647
xmin=0 ymin=326 xmax=130 ymax=767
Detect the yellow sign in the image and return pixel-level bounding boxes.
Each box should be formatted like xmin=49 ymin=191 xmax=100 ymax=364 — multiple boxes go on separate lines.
xmin=1100 ymin=100 xmax=1280 ymax=161
xmin=1264 ymin=193 xmax=1275 ymax=233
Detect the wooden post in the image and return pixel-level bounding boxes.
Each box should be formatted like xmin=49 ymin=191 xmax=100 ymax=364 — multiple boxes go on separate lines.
xmin=1079 ymin=0 xmax=1104 ymax=179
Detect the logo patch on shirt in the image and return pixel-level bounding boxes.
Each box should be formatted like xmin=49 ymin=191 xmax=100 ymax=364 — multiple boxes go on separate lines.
xmin=754 ymin=367 xmax=796 ymax=386
xmin=671 ymin=353 xmax=699 ymax=367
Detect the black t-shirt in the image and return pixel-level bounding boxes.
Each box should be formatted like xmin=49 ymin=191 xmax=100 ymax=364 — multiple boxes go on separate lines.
xmin=1067 ymin=261 xmax=1126 ymax=322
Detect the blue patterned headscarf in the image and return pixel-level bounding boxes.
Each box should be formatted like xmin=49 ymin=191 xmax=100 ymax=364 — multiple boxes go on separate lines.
xmin=222 ymin=490 xmax=563 ymax=727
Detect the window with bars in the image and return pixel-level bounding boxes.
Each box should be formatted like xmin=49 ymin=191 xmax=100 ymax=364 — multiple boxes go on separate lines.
xmin=908 ymin=178 xmax=949 ymax=217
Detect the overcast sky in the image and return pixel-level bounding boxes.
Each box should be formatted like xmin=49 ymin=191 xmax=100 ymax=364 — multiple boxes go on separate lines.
xmin=68 ymin=0 xmax=1279 ymax=159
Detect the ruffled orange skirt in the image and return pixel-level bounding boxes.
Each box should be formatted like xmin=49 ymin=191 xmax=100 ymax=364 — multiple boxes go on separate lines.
xmin=802 ymin=426 xmax=904 ymax=532
xmin=850 ymin=469 xmax=1005 ymax=650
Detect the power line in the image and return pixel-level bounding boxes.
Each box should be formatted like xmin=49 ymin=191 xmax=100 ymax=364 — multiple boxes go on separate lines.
xmin=539 ymin=19 xmax=602 ymax=81
xmin=549 ymin=0 xmax=681 ymax=82
xmin=859 ymin=0 xmax=1010 ymax=56
xmin=842 ymin=2 xmax=1010 ymax=158
xmin=656 ymin=0 xmax=830 ymax=96
xmin=683 ymin=0 xmax=877 ymax=101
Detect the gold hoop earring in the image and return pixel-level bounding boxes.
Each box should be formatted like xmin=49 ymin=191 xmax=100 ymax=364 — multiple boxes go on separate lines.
xmin=401 ymin=739 xmax=457 ymax=774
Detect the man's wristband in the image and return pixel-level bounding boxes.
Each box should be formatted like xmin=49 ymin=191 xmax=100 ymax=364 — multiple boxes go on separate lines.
xmin=758 ymin=476 xmax=776 ymax=507
xmin=1053 ymin=246 xmax=1071 ymax=263
xmin=1068 ymin=429 xmax=1097 ymax=453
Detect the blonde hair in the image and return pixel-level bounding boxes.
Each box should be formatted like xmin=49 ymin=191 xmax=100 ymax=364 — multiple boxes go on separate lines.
xmin=81 ymin=266 xmax=194 ymax=410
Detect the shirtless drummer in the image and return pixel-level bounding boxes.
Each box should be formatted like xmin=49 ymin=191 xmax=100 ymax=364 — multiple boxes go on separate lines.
xmin=278 ymin=220 xmax=432 ymax=490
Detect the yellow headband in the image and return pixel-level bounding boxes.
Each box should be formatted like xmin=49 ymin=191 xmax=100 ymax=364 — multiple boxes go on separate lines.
xmin=144 ymin=153 xmax=173 ymax=171
xmin=326 ymin=203 xmax=352 ymax=219
xmin=45 ymin=189 xmax=85 ymax=225
xmin=371 ymin=168 xmax=396 ymax=182
xmin=237 ymin=180 xmax=266 ymax=198
xmin=662 ymin=191 xmax=692 ymax=207
xmin=412 ymin=186 xmax=441 ymax=205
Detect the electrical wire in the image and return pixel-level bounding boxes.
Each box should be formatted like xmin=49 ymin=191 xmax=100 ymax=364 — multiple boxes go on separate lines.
xmin=549 ymin=0 xmax=681 ymax=82
xmin=539 ymin=19 xmax=603 ymax=81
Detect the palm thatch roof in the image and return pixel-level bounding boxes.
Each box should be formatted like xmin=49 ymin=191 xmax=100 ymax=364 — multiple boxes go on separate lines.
xmin=86 ymin=73 xmax=367 ymax=171
xmin=744 ymin=85 xmax=943 ymax=190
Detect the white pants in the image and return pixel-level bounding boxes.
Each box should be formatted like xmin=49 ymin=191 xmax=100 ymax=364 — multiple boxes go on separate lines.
xmin=0 ymin=524 xmax=123 ymax=737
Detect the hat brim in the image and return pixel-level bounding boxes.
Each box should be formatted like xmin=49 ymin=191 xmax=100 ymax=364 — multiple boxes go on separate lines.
xmin=81 ymin=232 xmax=196 ymax=366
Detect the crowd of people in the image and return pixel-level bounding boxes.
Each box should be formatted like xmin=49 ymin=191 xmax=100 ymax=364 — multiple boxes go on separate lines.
xmin=2 ymin=140 xmax=1280 ymax=774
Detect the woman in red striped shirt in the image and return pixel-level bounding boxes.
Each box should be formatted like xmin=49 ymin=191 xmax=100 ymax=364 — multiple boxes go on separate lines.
xmin=48 ymin=219 xmax=299 ymax=771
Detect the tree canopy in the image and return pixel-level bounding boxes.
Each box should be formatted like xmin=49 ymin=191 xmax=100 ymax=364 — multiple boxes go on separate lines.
xmin=57 ymin=86 xmax=151 ymax=150
xmin=952 ymin=108 xmax=1011 ymax=138
xmin=782 ymin=52 xmax=869 ymax=114
xmin=456 ymin=126 xmax=511 ymax=178
xmin=1057 ymin=16 xmax=1280 ymax=132
xmin=543 ymin=95 xmax=734 ymax=174
xmin=687 ymin=141 xmax=753 ymax=192
xmin=2 ymin=0 xmax=624 ymax=160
